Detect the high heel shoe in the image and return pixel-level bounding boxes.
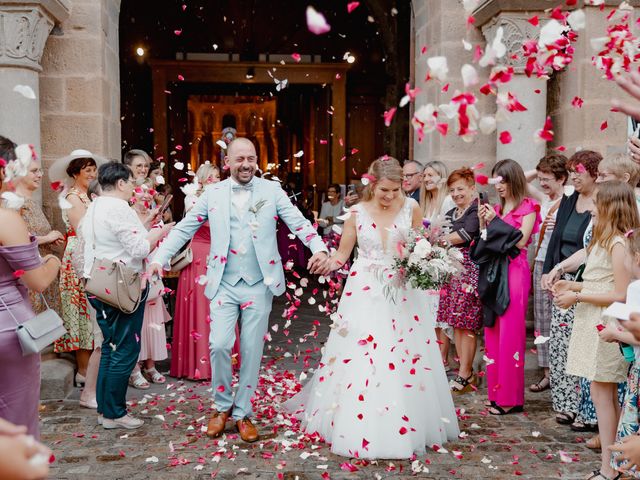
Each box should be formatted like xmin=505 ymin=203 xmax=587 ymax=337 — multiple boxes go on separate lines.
xmin=74 ymin=372 xmax=86 ymax=387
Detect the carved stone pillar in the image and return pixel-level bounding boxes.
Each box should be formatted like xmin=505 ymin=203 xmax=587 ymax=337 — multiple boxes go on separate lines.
xmin=480 ymin=13 xmax=549 ymax=171
xmin=0 ymin=1 xmax=69 ymax=154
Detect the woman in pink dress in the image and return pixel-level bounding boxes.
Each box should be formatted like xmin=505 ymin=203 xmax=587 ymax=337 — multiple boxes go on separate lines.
xmin=170 ymin=164 xmax=240 ymax=380
xmin=478 ymin=159 xmax=541 ymax=415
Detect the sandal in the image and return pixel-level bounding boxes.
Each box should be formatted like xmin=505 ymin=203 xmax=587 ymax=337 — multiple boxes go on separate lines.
xmin=143 ymin=367 xmax=166 ymax=384
xmin=585 ymin=469 xmax=621 ymax=480
xmin=488 ymin=404 xmax=524 ymax=416
xmin=555 ymin=412 xmax=577 ymax=425
xmin=129 ymin=371 xmax=150 ymax=390
xmin=585 ymin=434 xmax=601 ymax=450
xmin=450 ymin=372 xmax=476 ymax=395
xmin=529 ymin=376 xmax=550 ymax=392
xmin=571 ymin=420 xmax=598 ymax=432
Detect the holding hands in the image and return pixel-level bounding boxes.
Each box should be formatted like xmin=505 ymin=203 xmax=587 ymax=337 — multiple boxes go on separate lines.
xmin=551 ymin=279 xmax=580 ymax=309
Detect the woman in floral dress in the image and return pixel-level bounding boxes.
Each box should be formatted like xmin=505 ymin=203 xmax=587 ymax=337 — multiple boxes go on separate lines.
xmin=13 ymin=158 xmax=64 ymax=315
xmin=438 ymin=167 xmax=482 ymax=395
xmin=50 ymin=151 xmax=101 ymax=384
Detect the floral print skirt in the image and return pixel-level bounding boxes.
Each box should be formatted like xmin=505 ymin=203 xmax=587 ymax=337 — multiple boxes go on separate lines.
xmin=55 ymin=239 xmax=93 ymax=352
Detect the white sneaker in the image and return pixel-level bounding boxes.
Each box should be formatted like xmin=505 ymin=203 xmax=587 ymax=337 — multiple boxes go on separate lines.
xmin=102 ymin=415 xmax=144 ymax=430
xmin=97 ymin=414 xmax=103 ymax=425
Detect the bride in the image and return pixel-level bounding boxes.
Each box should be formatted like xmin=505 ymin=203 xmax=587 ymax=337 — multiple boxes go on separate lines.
xmin=284 ymin=157 xmax=460 ymax=459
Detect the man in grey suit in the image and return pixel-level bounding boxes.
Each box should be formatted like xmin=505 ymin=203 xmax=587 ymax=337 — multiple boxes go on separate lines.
xmin=148 ymin=138 xmax=328 ymax=442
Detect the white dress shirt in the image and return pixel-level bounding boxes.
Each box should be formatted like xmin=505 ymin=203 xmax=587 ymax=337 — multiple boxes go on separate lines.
xmin=231 ymin=178 xmax=252 ymax=214
xmin=82 ymin=196 xmax=151 ymax=277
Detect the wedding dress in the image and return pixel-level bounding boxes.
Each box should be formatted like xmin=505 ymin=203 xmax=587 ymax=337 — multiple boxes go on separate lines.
xmin=284 ymin=198 xmax=460 ymax=459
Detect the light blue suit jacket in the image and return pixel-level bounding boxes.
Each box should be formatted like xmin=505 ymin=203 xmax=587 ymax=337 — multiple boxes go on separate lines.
xmin=152 ymin=177 xmax=327 ymax=299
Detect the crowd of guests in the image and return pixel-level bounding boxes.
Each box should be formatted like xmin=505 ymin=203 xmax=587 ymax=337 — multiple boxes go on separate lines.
xmin=401 ymin=147 xmax=640 ymax=479
xmin=4 ymin=119 xmax=640 ymax=477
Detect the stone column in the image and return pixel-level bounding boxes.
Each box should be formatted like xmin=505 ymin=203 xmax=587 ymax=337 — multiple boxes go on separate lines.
xmin=0 ymin=1 xmax=69 ymax=161
xmin=481 ymin=13 xmax=549 ymax=171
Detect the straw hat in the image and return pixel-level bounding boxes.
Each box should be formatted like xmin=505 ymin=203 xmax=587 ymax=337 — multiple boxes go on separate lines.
xmin=48 ymin=149 xmax=108 ymax=183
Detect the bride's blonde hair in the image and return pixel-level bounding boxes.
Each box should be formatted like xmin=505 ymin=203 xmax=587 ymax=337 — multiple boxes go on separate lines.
xmin=362 ymin=156 xmax=403 ymax=201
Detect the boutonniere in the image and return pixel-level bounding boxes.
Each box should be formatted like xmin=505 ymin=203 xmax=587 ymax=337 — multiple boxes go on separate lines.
xmin=249 ymin=199 xmax=268 ymax=215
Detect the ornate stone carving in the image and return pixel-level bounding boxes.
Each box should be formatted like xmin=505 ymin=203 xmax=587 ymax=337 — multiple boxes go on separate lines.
xmin=0 ymin=3 xmax=67 ymax=71
xmin=481 ymin=14 xmax=542 ymax=73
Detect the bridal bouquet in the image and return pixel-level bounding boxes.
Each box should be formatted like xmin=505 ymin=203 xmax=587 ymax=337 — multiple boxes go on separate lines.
xmin=384 ymin=219 xmax=464 ymax=295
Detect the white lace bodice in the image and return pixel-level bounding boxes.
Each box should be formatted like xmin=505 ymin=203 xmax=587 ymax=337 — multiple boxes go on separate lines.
xmin=355 ymin=198 xmax=414 ymax=263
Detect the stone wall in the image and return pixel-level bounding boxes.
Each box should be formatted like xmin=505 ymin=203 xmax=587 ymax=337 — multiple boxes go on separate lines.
xmin=39 ymin=0 xmax=121 ymax=227
xmin=412 ymin=0 xmax=496 ymax=172
xmin=549 ymin=5 xmax=638 ymax=157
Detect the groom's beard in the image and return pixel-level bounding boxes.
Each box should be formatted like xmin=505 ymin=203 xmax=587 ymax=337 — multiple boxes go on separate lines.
xmin=233 ymin=169 xmax=255 ymax=184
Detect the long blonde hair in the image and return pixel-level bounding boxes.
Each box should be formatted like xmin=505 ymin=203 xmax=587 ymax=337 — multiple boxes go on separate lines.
xmin=590 ymin=181 xmax=640 ymax=253
xmin=362 ymin=156 xmax=403 ymax=201
xmin=420 ymin=160 xmax=449 ymax=218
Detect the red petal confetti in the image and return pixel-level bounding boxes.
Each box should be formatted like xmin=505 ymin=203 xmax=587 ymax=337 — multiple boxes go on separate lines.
xmin=499 ymin=131 xmax=512 ymax=144
xmin=13 ymin=269 xmax=25 ymax=278
xmin=475 ymin=174 xmax=489 ymax=186
xmin=527 ymin=15 xmax=539 ymax=27
xmin=600 ymin=120 xmax=608 ymax=131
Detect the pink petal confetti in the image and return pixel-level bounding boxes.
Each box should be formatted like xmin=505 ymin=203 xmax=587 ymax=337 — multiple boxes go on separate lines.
xmin=306 ymin=6 xmax=331 ymax=35
xmin=240 ymin=301 xmax=254 ymax=310
xmin=575 ymin=163 xmax=587 ymax=174
xmin=13 ymin=269 xmax=25 ymax=278
xmin=347 ymin=2 xmax=360 ymax=13
xmin=571 ymin=96 xmax=584 ymax=109
xmin=291 ymin=53 xmax=301 ymax=62
xmin=383 ymin=107 xmax=397 ymax=127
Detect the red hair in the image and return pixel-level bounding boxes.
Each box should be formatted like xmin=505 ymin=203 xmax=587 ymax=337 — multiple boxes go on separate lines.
xmin=447 ymin=167 xmax=475 ymax=187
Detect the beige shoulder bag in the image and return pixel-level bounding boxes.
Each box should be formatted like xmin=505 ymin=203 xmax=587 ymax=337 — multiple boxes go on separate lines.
xmin=83 ymin=200 xmax=144 ymax=314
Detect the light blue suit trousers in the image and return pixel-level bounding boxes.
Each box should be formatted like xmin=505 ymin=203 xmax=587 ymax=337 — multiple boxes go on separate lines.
xmin=210 ymin=279 xmax=273 ymax=419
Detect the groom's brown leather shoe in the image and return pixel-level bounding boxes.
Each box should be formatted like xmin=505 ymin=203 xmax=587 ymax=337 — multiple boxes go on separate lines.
xmin=236 ymin=418 xmax=259 ymax=443
xmin=206 ymin=409 xmax=231 ymax=438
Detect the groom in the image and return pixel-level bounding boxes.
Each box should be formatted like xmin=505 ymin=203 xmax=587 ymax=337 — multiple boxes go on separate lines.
xmin=148 ymin=138 xmax=328 ymax=442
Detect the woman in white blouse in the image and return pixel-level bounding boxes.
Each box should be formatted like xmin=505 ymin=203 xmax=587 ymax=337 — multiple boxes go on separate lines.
xmin=81 ymin=162 xmax=172 ymax=430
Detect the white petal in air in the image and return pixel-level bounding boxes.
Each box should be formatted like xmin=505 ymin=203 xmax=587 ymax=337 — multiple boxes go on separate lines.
xmin=539 ymin=20 xmax=566 ymax=48
xmin=427 ymin=56 xmax=449 ymax=82
xmin=461 ymin=64 xmax=479 ymax=88
xmin=479 ymin=116 xmax=497 ymax=135
xmin=534 ymin=335 xmax=550 ymax=345
xmin=216 ymin=140 xmax=227 ymax=149
xmin=13 ymin=85 xmax=36 ymax=99
xmin=306 ymin=6 xmax=331 ymax=35
xmin=567 ymin=9 xmax=586 ymax=31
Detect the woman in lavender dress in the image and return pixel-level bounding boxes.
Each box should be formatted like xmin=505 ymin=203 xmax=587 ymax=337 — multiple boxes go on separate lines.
xmin=0 ymin=136 xmax=61 ymax=437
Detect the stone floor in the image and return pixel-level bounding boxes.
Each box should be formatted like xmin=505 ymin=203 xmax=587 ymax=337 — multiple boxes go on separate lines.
xmin=42 ymin=288 xmax=603 ymax=480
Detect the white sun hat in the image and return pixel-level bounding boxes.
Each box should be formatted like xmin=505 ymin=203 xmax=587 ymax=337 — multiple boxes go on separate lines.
xmin=48 ymin=149 xmax=109 ymax=183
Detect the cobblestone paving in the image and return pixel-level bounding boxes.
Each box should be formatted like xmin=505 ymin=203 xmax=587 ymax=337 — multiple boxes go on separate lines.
xmin=42 ymin=294 xmax=603 ymax=480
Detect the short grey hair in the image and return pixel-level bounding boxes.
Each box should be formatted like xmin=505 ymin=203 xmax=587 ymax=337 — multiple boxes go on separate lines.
xmin=403 ymin=160 xmax=425 ymax=172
